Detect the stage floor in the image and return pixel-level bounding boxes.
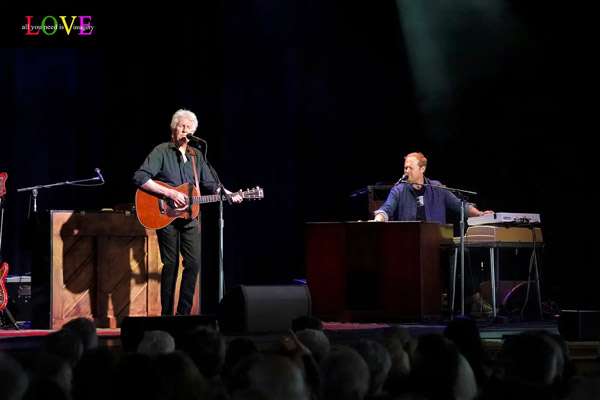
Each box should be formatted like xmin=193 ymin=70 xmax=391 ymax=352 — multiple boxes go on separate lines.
xmin=0 ymin=317 xmax=560 ymax=341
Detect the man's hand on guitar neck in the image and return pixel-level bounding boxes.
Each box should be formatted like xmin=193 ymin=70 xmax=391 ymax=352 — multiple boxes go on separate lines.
xmin=217 ymin=188 xmax=244 ymax=204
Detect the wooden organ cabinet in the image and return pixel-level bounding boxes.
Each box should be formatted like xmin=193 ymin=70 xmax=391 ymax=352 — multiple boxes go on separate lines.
xmin=306 ymin=221 xmax=452 ymax=322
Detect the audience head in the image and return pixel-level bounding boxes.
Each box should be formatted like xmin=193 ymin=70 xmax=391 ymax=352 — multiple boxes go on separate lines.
xmin=444 ymin=318 xmax=485 ymax=363
xmin=295 ymin=328 xmax=330 ymax=363
xmin=41 ymin=329 xmax=84 ymax=367
xmin=496 ymin=331 xmax=564 ymax=387
xmin=136 ymin=330 xmax=175 ymax=356
xmin=381 ymin=325 xmax=417 ymax=358
xmin=181 ymin=324 xmax=226 ymax=379
xmin=246 ymin=354 xmax=310 ymax=400
xmin=156 ymin=351 xmax=209 ymax=400
xmin=62 ymin=317 xmax=98 ymax=350
xmin=380 ymin=332 xmax=411 ymax=393
xmin=444 ymin=317 xmax=490 ymax=386
xmin=320 ymin=346 xmax=370 ymax=400
xmin=409 ymin=333 xmax=477 ymax=400
xmin=352 ymin=339 xmax=392 ymax=396
xmin=536 ymin=330 xmax=574 ymax=385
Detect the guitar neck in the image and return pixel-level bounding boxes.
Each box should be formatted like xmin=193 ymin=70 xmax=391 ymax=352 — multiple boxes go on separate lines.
xmin=191 ymin=193 xmax=229 ymax=205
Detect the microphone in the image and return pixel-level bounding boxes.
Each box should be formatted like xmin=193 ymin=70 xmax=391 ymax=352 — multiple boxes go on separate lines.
xmin=186 ymin=133 xmax=206 ymax=142
xmin=395 ymin=174 xmax=408 ymax=185
xmin=95 ymin=168 xmax=105 ymax=183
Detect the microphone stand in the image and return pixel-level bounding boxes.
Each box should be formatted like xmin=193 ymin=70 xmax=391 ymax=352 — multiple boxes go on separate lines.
xmin=397 ymin=177 xmax=476 ymax=318
xmin=16 ymin=174 xmax=103 ymax=214
xmin=207 ymin=165 xmax=230 ymax=304
xmin=190 ymin=139 xmax=230 ymax=304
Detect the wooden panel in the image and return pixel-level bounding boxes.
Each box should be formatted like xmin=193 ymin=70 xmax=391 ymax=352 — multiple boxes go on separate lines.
xmin=96 ymin=236 xmax=150 ymax=327
xmin=306 ymin=222 xmax=442 ymax=322
xmin=45 ymin=211 xmax=199 ymax=330
xmin=60 ymin=235 xmax=95 ymax=321
xmin=305 ymin=223 xmax=345 ymax=320
xmin=146 ymin=232 xmax=162 ymax=317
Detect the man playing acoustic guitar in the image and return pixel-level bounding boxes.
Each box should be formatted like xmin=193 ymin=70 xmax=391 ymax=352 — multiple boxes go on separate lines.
xmin=133 ymin=109 xmax=243 ymax=316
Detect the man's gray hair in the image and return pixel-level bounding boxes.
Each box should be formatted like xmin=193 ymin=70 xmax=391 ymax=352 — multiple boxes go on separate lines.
xmin=170 ymin=109 xmax=198 ymax=131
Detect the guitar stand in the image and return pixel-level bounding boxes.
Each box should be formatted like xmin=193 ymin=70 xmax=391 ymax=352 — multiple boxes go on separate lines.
xmin=0 ymin=308 xmax=19 ymax=330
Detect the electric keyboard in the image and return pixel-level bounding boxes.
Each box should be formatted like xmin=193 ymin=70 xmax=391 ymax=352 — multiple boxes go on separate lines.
xmin=467 ymin=212 xmax=541 ymax=226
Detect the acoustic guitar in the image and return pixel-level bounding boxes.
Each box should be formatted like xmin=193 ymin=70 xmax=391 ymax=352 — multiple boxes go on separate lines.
xmin=135 ymin=181 xmax=264 ymax=229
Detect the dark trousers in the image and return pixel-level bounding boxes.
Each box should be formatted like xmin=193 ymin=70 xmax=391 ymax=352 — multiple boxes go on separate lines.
xmin=156 ymin=220 xmax=201 ymax=315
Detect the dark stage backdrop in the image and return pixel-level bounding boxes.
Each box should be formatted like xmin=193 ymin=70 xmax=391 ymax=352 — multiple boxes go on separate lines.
xmin=0 ymin=1 xmax=595 ymax=313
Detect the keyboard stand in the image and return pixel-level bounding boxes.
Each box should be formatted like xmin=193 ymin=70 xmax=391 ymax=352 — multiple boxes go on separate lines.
xmin=450 ymin=240 xmax=543 ymax=319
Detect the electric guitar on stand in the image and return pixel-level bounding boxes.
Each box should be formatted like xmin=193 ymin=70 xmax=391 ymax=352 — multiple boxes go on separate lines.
xmin=0 ymin=262 xmax=8 ymax=312
xmin=0 ymin=173 xmax=8 ymax=311
xmin=0 ymin=172 xmax=19 ymax=329
xmin=135 ymin=181 xmax=264 ymax=229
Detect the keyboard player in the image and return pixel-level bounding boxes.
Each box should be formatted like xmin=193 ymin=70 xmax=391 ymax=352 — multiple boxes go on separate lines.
xmin=371 ymin=152 xmax=494 ymax=317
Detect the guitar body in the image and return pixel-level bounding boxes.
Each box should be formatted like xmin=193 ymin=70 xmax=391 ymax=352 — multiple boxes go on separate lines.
xmin=0 ymin=262 xmax=8 ymax=311
xmin=135 ymin=182 xmax=200 ymax=229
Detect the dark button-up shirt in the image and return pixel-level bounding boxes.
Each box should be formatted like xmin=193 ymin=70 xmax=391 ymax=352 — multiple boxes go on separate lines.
xmin=375 ymin=177 xmax=474 ymax=223
xmin=133 ymin=142 xmax=219 ymax=226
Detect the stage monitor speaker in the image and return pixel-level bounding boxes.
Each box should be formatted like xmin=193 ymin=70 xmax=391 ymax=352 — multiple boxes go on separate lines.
xmin=120 ymin=315 xmax=217 ymax=352
xmin=218 ymin=285 xmax=312 ymax=333
xmin=558 ymin=310 xmax=600 ymax=341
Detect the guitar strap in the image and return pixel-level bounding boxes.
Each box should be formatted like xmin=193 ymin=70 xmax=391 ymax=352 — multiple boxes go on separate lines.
xmin=187 ymin=146 xmax=201 ymax=230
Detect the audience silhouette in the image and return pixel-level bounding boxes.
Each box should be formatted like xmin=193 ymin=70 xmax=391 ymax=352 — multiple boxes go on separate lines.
xmin=0 ymin=315 xmax=595 ymax=400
